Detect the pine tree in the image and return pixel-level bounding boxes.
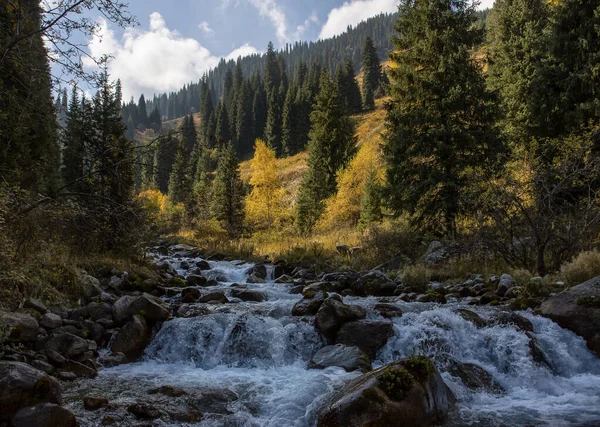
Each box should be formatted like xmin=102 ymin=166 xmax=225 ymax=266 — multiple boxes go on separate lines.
xmin=215 ymin=102 xmax=231 ymax=145
xmin=296 ymin=73 xmax=357 ymax=232
xmin=168 ymin=139 xmax=189 ymax=205
xmin=200 ymin=79 xmax=214 ymax=144
xmin=245 ymin=139 xmax=287 ymax=229
xmin=264 ymin=42 xmax=281 ymax=97
xmin=384 ymin=0 xmax=502 ymax=236
xmin=361 ymin=36 xmax=382 ymax=110
xmin=181 ymin=114 xmax=198 ymax=153
xmin=344 ymin=58 xmax=363 ymax=114
xmin=137 ymin=94 xmax=148 ymax=128
xmin=212 ymin=143 xmax=244 ymax=235
xmin=281 ymin=86 xmax=296 ymax=156
xmin=265 ymin=89 xmax=283 ymax=153
xmin=235 ymin=82 xmax=254 ymax=155
xmin=360 ymin=169 xmax=383 ymax=225
xmin=62 ymin=86 xmax=85 ymax=189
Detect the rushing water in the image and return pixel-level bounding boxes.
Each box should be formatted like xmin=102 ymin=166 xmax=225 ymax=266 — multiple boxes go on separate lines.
xmin=64 ymin=253 xmax=600 ymax=426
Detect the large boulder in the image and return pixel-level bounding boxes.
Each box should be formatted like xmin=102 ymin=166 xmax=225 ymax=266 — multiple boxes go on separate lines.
xmin=111 ymin=314 xmax=152 ymax=360
xmin=80 ymin=273 xmax=103 ymax=300
xmin=11 ymin=403 xmax=76 ymax=427
xmin=496 ymin=274 xmax=515 ymax=297
xmin=292 ymin=291 xmax=326 ymax=316
xmin=336 ymin=320 xmax=394 ymax=359
xmin=112 ymin=294 xmax=169 ymax=325
xmin=39 ymin=313 xmax=62 ymax=330
xmin=317 ymin=356 xmax=455 ymax=427
xmin=0 ymin=311 xmax=39 ymax=342
xmin=70 ymin=302 xmax=113 ymax=322
xmin=309 ymin=344 xmax=371 ymax=373
xmin=315 ymin=298 xmax=367 ymax=342
xmin=0 ymin=362 xmax=61 ymax=421
xmin=539 ymin=275 xmax=600 ymax=356
xmin=352 ymin=271 xmax=396 ymax=296
xmin=45 ymin=333 xmax=88 ymax=359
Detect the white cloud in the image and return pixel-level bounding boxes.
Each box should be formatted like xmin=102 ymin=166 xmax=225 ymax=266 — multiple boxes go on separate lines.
xmin=198 ymin=21 xmax=214 ymax=35
xmin=84 ymin=13 xmax=258 ymax=100
xmin=226 ymin=43 xmax=260 ymax=60
xmin=248 ymin=0 xmax=289 ymax=44
xmin=294 ymin=11 xmax=319 ymax=40
xmin=478 ymin=0 xmax=495 ymax=9
xmin=319 ymin=0 xmax=399 ymax=40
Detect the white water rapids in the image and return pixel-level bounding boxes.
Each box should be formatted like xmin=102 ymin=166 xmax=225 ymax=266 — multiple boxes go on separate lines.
xmin=65 ymin=254 xmax=600 ymax=426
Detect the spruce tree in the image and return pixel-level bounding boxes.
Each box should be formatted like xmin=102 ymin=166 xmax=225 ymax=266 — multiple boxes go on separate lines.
xmin=360 ymin=169 xmax=383 ymax=225
xmin=384 ymin=0 xmax=501 ymax=236
xmin=361 ymin=36 xmax=381 ymax=110
xmin=212 ymin=143 xmax=244 ymax=235
xmin=344 ymin=58 xmax=363 ymax=114
xmin=62 ymin=86 xmax=85 ymax=189
xmin=137 ymin=94 xmax=148 ymax=128
xmin=235 ymin=82 xmax=254 ymax=155
xmin=215 ymin=102 xmax=231 ymax=145
xmin=264 ymin=42 xmax=281 ymax=97
xmin=296 ymin=73 xmax=357 ymax=232
xmin=168 ymin=138 xmax=189 ymax=205
xmin=265 ymin=89 xmax=283 ymax=154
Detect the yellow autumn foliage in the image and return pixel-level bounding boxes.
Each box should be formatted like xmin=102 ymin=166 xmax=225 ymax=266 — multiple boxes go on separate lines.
xmin=138 ymin=189 xmax=167 ymax=217
xmin=245 ymin=139 xmax=290 ymax=229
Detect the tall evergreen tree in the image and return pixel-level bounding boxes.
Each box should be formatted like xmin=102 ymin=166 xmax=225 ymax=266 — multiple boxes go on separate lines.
xmin=361 ymin=36 xmax=382 ymax=110
xmin=265 ymin=89 xmax=283 ymax=153
xmin=168 ymin=139 xmax=189 ymax=205
xmin=360 ymin=169 xmax=383 ymax=225
xmin=384 ymin=0 xmax=502 ymax=236
xmin=137 ymin=94 xmax=148 ymax=128
xmin=62 ymin=86 xmax=85 ymax=189
xmin=212 ymin=143 xmax=244 ymax=235
xmin=296 ymin=73 xmax=357 ymax=232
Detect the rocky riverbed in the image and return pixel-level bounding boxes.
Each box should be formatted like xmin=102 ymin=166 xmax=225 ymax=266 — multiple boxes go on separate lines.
xmin=1 ymin=243 xmax=600 ymax=426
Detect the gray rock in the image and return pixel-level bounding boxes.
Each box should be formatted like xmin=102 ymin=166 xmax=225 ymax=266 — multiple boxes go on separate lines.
xmin=374 ymin=304 xmax=403 ymax=319
xmin=70 ymin=302 xmax=113 ymax=322
xmin=309 ymin=344 xmax=371 ymax=372
xmin=45 ymin=333 xmax=88 ymax=359
xmin=199 ymin=292 xmax=228 ymax=304
xmin=0 ymin=362 xmax=61 ymax=420
xmin=186 ymin=274 xmax=207 ymax=286
xmin=80 ymin=274 xmax=102 ymax=300
xmin=491 ymin=312 xmax=534 ymax=333
xmin=98 ymin=352 xmax=127 ymax=368
xmin=60 ymin=360 xmax=97 ymax=379
xmin=497 ymin=274 xmax=515 ymax=297
xmin=83 ymin=396 xmax=109 ymax=410
xmin=336 ymin=320 xmax=394 ymax=359
xmin=127 ymin=402 xmax=161 ymax=420
xmin=317 ymin=357 xmax=455 ymax=427
xmin=231 ymin=289 xmax=267 ymax=302
xmin=455 ymin=309 xmax=487 ymax=328
xmin=11 ymin=403 xmax=76 ymax=427
xmin=315 ymin=298 xmax=367 ymax=342
xmin=422 ymin=241 xmax=450 ymax=265
xmin=0 ymin=311 xmax=39 ymax=342
xmin=182 ymin=288 xmax=201 ymax=303
xmin=196 ymin=260 xmax=211 ymax=270
xmin=39 ymin=313 xmax=62 ymax=330
xmin=29 ymin=360 xmax=54 ymax=375
xmin=447 ymin=360 xmax=504 ymax=394
xmin=112 ymin=294 xmax=169 ymax=325
xmin=111 ymin=315 xmax=152 ymax=360
xmin=23 ymin=298 xmax=48 ymax=315
xmin=56 ymin=372 xmax=77 ymax=381
xmin=352 ymin=270 xmax=396 ymax=296
xmin=292 ymin=291 xmax=326 ymax=316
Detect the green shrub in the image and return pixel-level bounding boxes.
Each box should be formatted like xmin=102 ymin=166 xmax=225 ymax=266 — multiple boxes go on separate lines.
xmin=402 ymin=264 xmax=432 ymax=291
xmin=561 ymin=251 xmax=600 ymax=286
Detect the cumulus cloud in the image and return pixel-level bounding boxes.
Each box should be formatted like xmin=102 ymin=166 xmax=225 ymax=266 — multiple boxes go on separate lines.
xmin=248 ymin=0 xmax=289 ymax=44
xmin=319 ymin=0 xmax=399 ymax=40
xmin=84 ymin=13 xmax=258 ymax=100
xmin=198 ymin=21 xmax=214 ymax=35
xmin=226 ymin=43 xmax=260 ymax=60
xmin=294 ymin=11 xmax=319 ymax=40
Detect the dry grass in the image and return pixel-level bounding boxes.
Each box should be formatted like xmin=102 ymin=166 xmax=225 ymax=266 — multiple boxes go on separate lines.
xmin=561 ymin=250 xmax=600 ymax=286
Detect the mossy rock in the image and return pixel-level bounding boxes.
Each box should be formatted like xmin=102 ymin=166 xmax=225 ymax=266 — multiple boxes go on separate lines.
xmin=379 ymin=368 xmax=415 ymax=401
xmin=577 ymin=296 xmax=600 ymax=308
xmin=168 ymin=277 xmax=186 ymax=287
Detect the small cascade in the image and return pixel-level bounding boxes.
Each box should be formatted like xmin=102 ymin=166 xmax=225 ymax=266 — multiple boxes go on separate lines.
xmin=64 ymin=250 xmax=600 ymax=427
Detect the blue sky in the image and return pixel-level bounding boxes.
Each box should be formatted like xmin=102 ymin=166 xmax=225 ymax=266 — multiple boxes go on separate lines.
xmin=83 ymin=0 xmax=494 ymax=100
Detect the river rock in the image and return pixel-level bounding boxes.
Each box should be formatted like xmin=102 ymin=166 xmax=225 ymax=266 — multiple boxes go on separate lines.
xmin=83 ymin=396 xmax=109 ymax=410
xmin=80 ymin=273 xmax=103 ymax=300
xmin=149 ymin=385 xmax=187 ymax=397
xmin=315 ymin=298 xmax=367 ymax=342
xmin=24 ymin=298 xmax=48 ymax=315
xmin=39 ymin=313 xmax=62 ymax=330
xmin=455 ymin=309 xmax=487 ymax=328
xmin=538 ymin=275 xmax=600 ymax=357
xmin=29 ymin=360 xmax=55 ymax=375
xmin=309 ymin=344 xmax=371 ymax=372
xmin=182 ymin=287 xmax=201 ymax=303
xmin=421 ymin=241 xmax=451 ymax=265
xmin=317 ymin=357 xmax=455 ymax=427
xmin=374 ymin=304 xmax=403 ymax=319
xmin=98 ymin=352 xmax=127 ymax=367
xmin=0 ymin=361 xmax=61 ymax=421
xmin=111 ymin=314 xmax=152 ymax=360
xmin=497 ymin=274 xmax=515 ymax=297
xmin=188 ymin=388 xmax=238 ymax=415
xmin=292 ymin=291 xmax=326 ymax=316
xmin=336 ymin=320 xmax=394 ymax=359
xmin=70 ymin=302 xmax=113 ymax=322
xmin=186 ymin=274 xmax=207 ymax=286
xmin=353 ymin=270 xmax=396 ymax=296
xmin=247 ymin=273 xmax=266 ymax=284
xmin=196 ymin=260 xmax=211 ymax=270
xmin=491 ymin=312 xmax=534 ymax=333
xmin=60 ymin=360 xmax=97 ymax=379
xmin=127 ymin=402 xmax=161 ymax=419
xmin=45 ymin=333 xmax=88 ymax=359
xmin=447 ymin=360 xmax=504 ymax=394
xmin=199 ymin=291 xmax=228 ymax=304
xmin=303 ymin=282 xmax=333 ymax=296
xmin=11 ymin=403 xmax=76 ymax=427
xmin=231 ymin=289 xmax=267 ymax=302
xmin=0 ymin=311 xmax=39 ymax=342
xmin=112 ymin=294 xmax=169 ymax=325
